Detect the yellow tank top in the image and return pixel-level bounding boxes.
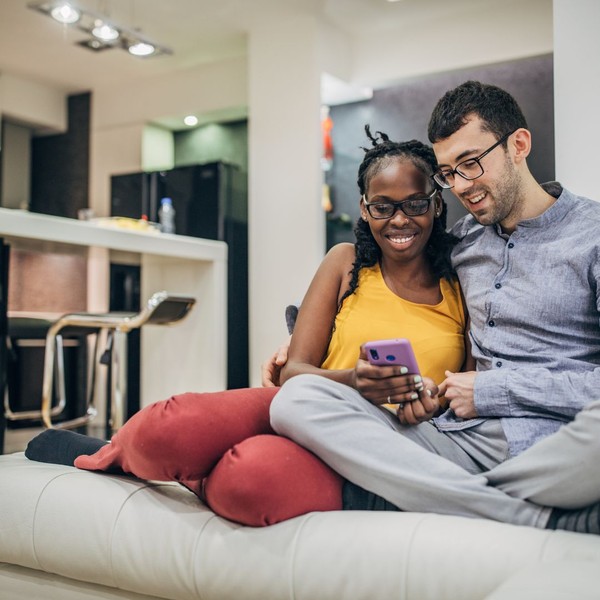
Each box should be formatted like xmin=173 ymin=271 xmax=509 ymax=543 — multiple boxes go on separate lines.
xmin=321 ymin=264 xmax=466 ymax=385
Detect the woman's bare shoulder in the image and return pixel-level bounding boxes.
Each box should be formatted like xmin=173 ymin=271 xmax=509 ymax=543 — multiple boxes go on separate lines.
xmin=324 ymin=242 xmax=356 ymax=264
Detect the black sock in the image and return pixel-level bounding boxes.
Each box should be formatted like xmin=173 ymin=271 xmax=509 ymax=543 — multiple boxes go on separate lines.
xmin=342 ymin=480 xmax=401 ymax=512
xmin=546 ymin=502 xmax=600 ymax=535
xmin=25 ymin=429 xmax=108 ymax=466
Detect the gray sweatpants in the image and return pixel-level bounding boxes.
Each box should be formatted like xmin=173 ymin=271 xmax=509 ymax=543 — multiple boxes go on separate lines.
xmin=270 ymin=375 xmax=600 ymax=528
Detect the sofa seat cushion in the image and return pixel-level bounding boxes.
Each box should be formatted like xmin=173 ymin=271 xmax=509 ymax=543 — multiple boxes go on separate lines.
xmin=1 ymin=453 xmax=600 ymax=600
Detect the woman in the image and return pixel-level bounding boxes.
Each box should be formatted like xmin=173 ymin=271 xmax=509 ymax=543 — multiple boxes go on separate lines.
xmin=279 ymin=131 xmax=467 ymax=412
xmin=26 ymin=128 xmax=470 ymax=526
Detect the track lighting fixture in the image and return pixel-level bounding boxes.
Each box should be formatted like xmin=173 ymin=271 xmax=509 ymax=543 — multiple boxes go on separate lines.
xmin=28 ymin=1 xmax=172 ymax=58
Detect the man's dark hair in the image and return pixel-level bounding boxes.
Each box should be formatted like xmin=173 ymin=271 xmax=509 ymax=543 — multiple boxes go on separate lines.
xmin=427 ymin=80 xmax=528 ymax=143
xmin=337 ymin=126 xmax=458 ymax=313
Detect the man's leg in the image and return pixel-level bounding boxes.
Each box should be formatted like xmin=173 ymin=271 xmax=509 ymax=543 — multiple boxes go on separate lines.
xmin=271 ymin=375 xmax=549 ymax=528
xmin=487 ymin=399 xmax=600 ymax=509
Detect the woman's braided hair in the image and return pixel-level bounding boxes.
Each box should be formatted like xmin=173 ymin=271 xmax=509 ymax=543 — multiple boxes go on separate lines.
xmin=338 ymin=125 xmax=458 ymax=311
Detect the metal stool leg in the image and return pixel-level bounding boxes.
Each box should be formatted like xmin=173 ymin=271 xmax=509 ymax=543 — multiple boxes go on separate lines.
xmin=110 ymin=329 xmax=128 ymax=433
xmin=41 ymin=324 xmax=98 ymax=430
xmin=5 ymin=333 xmax=68 ymax=422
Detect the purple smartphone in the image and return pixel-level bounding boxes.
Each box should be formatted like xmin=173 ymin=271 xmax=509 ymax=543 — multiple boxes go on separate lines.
xmin=364 ymin=338 xmax=420 ymax=374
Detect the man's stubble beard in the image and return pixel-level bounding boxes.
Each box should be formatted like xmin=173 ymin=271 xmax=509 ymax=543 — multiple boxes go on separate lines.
xmin=468 ymin=156 xmax=524 ymax=227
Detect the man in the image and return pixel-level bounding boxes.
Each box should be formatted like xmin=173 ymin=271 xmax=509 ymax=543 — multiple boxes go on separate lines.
xmin=268 ymin=81 xmax=600 ymax=534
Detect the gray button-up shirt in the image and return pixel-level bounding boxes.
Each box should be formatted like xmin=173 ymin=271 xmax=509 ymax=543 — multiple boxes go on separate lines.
xmin=434 ymin=183 xmax=600 ymax=456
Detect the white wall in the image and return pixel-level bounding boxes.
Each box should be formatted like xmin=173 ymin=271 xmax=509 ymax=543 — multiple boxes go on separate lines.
xmin=553 ymin=0 xmax=600 ymax=200
xmin=92 ymin=57 xmax=247 ymax=131
xmin=0 ymin=73 xmax=66 ymax=133
xmin=142 ymin=124 xmax=175 ymax=172
xmin=352 ymin=0 xmax=553 ymax=89
xmin=248 ymin=16 xmax=325 ymax=384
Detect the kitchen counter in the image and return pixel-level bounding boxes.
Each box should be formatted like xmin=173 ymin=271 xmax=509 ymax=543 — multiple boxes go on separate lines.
xmin=0 ymin=208 xmax=228 ymax=410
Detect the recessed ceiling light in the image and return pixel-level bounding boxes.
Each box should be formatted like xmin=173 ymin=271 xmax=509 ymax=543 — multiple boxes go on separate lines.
xmin=92 ymin=20 xmax=119 ymax=42
xmin=184 ymin=116 xmax=198 ymax=127
xmin=128 ymin=41 xmax=155 ymax=57
xmin=50 ymin=2 xmax=80 ymax=24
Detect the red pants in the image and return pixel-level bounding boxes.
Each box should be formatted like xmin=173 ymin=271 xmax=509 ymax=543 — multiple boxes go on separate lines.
xmin=74 ymin=387 xmax=343 ymax=526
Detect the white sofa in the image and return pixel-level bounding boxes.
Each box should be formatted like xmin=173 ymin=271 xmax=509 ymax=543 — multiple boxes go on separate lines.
xmin=1 ymin=451 xmax=600 ymax=600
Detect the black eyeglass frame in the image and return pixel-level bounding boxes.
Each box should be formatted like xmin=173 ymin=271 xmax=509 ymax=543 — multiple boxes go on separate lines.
xmin=432 ymin=130 xmax=516 ymax=189
xmin=362 ymin=188 xmax=438 ymax=220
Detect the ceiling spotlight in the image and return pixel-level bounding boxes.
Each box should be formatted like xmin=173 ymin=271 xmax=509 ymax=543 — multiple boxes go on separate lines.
xmin=92 ymin=20 xmax=119 ymax=42
xmin=184 ymin=116 xmax=199 ymax=126
xmin=50 ymin=2 xmax=80 ymax=24
xmin=128 ymin=41 xmax=156 ymax=57
xmin=28 ymin=2 xmax=172 ymax=58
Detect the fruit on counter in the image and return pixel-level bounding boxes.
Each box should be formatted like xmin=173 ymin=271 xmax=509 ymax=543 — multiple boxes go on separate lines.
xmin=91 ymin=217 xmax=161 ymax=232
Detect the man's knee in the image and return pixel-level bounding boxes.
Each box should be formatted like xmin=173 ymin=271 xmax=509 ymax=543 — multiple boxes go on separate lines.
xmin=270 ymin=374 xmax=334 ymax=435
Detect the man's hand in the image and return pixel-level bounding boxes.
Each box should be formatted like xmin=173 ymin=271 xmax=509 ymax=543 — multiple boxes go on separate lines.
xmin=438 ymin=370 xmax=478 ymax=419
xmin=261 ymin=337 xmax=291 ymax=387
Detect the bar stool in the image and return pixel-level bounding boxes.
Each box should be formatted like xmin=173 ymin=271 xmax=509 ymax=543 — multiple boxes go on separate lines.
xmin=37 ymin=291 xmax=195 ymax=432
xmin=4 ymin=317 xmax=97 ymax=425
xmin=5 ymin=291 xmax=196 ymax=433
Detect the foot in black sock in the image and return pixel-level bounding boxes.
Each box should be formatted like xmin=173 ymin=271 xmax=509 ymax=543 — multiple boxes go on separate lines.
xmin=546 ymin=501 xmax=600 ymax=535
xmin=342 ymin=480 xmax=401 ymax=512
xmin=25 ymin=429 xmax=108 ymax=466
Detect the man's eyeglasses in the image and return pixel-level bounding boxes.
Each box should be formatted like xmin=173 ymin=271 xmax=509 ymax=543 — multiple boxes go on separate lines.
xmin=432 ymin=130 xmax=516 ymax=189
xmin=362 ymin=189 xmax=437 ymax=220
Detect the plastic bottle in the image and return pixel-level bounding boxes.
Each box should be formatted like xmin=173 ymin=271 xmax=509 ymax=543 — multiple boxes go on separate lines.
xmin=158 ymin=197 xmax=176 ymax=234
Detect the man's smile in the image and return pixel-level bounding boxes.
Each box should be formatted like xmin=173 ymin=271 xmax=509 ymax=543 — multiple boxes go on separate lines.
xmin=462 ymin=190 xmax=487 ymax=205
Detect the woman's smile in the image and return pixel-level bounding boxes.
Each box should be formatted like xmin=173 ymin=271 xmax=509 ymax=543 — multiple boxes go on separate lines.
xmin=385 ymin=229 xmax=418 ymax=248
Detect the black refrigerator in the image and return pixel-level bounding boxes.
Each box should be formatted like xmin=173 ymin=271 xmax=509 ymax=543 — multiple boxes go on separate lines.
xmin=110 ymin=161 xmax=248 ymax=391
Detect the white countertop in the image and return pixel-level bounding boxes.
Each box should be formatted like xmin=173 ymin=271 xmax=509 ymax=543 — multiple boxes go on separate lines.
xmin=0 ymin=208 xmax=227 ymax=262
xmin=0 ymin=207 xmax=229 ymax=401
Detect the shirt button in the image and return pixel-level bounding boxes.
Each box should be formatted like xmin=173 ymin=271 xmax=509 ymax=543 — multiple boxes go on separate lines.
xmin=488 ymin=320 xmax=495 ymax=327
xmin=508 ymin=242 xmax=514 ymax=249
xmin=496 ymin=361 xmax=503 ymax=367
xmin=495 ymin=283 xmax=502 ymax=289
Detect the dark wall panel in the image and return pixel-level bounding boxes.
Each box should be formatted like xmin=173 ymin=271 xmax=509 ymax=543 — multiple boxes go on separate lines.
xmin=30 ymin=92 xmax=90 ymax=218
xmin=326 ymin=54 xmax=554 ymax=247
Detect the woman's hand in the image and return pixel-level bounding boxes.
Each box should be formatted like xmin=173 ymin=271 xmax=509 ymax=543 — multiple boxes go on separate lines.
xmin=353 ymin=356 xmax=423 ymax=403
xmin=353 ymin=346 xmax=440 ymax=425
xmin=396 ymin=383 xmax=440 ymax=426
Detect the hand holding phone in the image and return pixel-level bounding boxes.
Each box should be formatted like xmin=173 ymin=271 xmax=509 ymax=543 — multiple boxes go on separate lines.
xmin=364 ymin=338 xmax=420 ymax=375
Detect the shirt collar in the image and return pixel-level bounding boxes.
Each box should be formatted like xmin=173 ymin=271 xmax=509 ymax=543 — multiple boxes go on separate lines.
xmin=494 ymin=181 xmax=569 ymax=234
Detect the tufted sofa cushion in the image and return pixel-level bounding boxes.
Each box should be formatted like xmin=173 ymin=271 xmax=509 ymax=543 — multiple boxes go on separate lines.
xmin=1 ymin=452 xmax=600 ymax=600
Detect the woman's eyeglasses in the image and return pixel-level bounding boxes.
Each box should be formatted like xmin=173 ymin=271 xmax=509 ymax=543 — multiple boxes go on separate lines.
xmin=362 ymin=189 xmax=437 ymax=220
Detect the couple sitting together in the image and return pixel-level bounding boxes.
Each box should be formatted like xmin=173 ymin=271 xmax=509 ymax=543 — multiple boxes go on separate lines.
xmin=27 ymin=81 xmax=600 ymax=535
